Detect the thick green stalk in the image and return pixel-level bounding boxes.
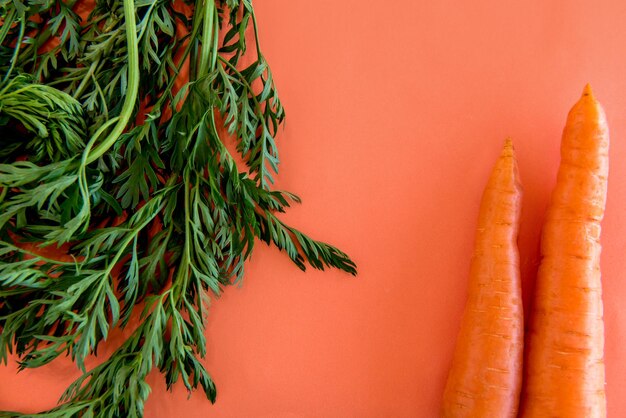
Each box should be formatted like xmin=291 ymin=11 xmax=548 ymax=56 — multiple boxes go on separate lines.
xmin=84 ymin=0 xmax=140 ymax=164
xmin=2 ymin=16 xmax=25 ymax=83
xmin=0 ymin=8 xmax=15 ymax=48
xmin=198 ymin=0 xmax=217 ymax=77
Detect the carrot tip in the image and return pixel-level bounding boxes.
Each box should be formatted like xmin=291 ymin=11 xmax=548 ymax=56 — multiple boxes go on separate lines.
xmin=500 ymin=138 xmax=516 ymax=159
xmin=582 ymin=83 xmax=594 ymax=98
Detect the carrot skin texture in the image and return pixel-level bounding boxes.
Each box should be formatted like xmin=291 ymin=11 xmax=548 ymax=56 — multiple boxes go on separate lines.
xmin=442 ymin=139 xmax=524 ymax=417
xmin=520 ymin=85 xmax=608 ymax=417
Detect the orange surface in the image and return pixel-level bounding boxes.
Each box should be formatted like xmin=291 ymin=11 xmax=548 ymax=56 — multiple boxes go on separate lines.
xmin=3 ymin=1 xmax=626 ymax=417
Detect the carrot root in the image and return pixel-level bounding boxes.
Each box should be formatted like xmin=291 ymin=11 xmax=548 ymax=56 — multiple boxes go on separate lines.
xmin=442 ymin=139 xmax=524 ymax=418
xmin=520 ymin=84 xmax=609 ymax=418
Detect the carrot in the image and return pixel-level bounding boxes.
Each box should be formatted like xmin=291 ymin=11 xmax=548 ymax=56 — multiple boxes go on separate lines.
xmin=520 ymin=84 xmax=609 ymax=417
xmin=442 ymin=139 xmax=524 ymax=417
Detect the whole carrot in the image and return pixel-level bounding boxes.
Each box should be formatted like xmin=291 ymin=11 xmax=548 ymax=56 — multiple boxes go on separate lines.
xmin=442 ymin=139 xmax=524 ymax=417
xmin=520 ymin=84 xmax=609 ymax=417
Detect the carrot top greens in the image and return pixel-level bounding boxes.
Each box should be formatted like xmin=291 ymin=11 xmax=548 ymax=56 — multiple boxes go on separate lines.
xmin=0 ymin=0 xmax=356 ymax=416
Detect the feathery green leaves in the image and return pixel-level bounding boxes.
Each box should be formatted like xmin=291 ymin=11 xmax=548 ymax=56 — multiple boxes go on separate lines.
xmin=0 ymin=0 xmax=356 ymax=416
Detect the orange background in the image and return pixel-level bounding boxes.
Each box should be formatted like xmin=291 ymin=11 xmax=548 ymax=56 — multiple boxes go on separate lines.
xmin=3 ymin=0 xmax=626 ymax=416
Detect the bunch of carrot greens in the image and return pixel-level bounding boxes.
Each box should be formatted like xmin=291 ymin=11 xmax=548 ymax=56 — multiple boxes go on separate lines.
xmin=442 ymin=85 xmax=609 ymax=417
xmin=0 ymin=1 xmax=356 ymax=416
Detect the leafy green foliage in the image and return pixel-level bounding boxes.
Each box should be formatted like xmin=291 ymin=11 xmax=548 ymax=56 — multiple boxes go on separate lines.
xmin=0 ymin=74 xmax=85 ymax=161
xmin=0 ymin=0 xmax=356 ymax=416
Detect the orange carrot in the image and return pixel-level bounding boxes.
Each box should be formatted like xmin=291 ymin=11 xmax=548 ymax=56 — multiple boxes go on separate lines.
xmin=442 ymin=139 xmax=524 ymax=417
xmin=520 ymin=84 xmax=609 ymax=417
